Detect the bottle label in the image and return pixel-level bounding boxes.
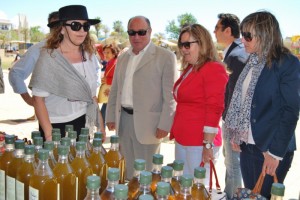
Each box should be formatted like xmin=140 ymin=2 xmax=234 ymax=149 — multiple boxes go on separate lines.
xmin=0 ymin=170 xmax=5 ymax=200
xmin=16 ymin=180 xmax=24 ymax=200
xmin=6 ymin=175 xmax=16 ymax=199
xmin=29 ymin=186 xmax=39 ymax=200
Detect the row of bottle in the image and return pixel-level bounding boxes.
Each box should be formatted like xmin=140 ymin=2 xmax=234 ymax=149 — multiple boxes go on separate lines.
xmin=0 ymin=129 xmax=125 ymax=200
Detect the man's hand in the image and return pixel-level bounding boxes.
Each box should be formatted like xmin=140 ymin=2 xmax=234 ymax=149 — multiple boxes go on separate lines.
xmin=262 ymin=152 xmax=279 ymax=176
xmin=155 ymin=128 xmax=168 ymax=139
xmin=106 ymin=122 xmax=116 ymax=131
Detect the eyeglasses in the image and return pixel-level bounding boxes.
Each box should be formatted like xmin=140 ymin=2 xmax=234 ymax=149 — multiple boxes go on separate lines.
xmin=241 ymin=32 xmax=255 ymax=42
xmin=178 ymin=41 xmax=198 ymax=49
xmin=64 ymin=21 xmax=90 ymax=32
xmin=127 ymin=29 xmax=148 ymax=36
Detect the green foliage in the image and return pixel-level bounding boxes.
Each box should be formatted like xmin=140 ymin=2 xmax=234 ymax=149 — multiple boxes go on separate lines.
xmin=113 ymin=20 xmax=124 ymax=34
xmin=30 ymin=26 xmax=45 ymax=42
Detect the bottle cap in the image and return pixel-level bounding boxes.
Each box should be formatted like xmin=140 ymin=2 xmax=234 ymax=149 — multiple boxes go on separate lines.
xmin=86 ymin=175 xmax=100 ymax=190
xmin=5 ymin=134 xmax=15 ymax=144
xmin=161 ymin=166 xmax=173 ymax=178
xmin=31 ymin=131 xmax=41 ymax=140
xmin=61 ymin=137 xmax=71 ymax=146
xmin=271 ymin=183 xmax=285 ymax=196
xmin=180 ymin=174 xmax=193 ymax=187
xmin=79 ymin=134 xmax=88 ymax=142
xmin=52 ymin=133 xmax=61 ymax=142
xmin=152 ymin=154 xmax=163 ymax=164
xmin=38 ymin=149 xmax=49 ymax=161
xmin=156 ymin=182 xmax=170 ymax=196
xmin=68 ymin=131 xmax=77 ymax=140
xmin=94 ymin=132 xmax=104 ymax=139
xmin=92 ymin=138 xmax=102 ymax=147
xmin=80 ymin=128 xmax=89 ymax=135
xmin=114 ymin=184 xmax=128 ymax=199
xmin=139 ymin=194 xmax=154 ymax=200
xmin=110 ymin=135 xmax=119 ymax=143
xmin=140 ymin=171 xmax=152 ymax=185
xmin=25 ymin=145 xmax=35 ymax=155
xmin=107 ymin=168 xmax=120 ymax=181
xmin=76 ymin=141 xmax=86 ymax=151
xmin=15 ymin=139 xmax=25 ymax=149
xmin=52 ymin=128 xmax=61 ymax=134
xmin=134 ymin=159 xmax=146 ymax=171
xmin=44 ymin=141 xmax=54 ymax=151
xmin=173 ymin=159 xmax=184 ymax=171
xmin=33 ymin=137 xmax=43 ymax=146
xmin=194 ymin=167 xmax=206 ymax=179
xmin=58 ymin=145 xmax=69 ymax=155
xmin=65 ymin=125 xmax=74 ymax=132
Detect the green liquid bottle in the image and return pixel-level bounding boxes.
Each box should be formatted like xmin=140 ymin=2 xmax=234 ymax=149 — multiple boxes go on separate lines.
xmin=191 ymin=167 xmax=210 ymax=200
xmin=271 ymin=183 xmax=285 ymax=200
xmin=71 ymin=141 xmax=93 ymax=200
xmin=7 ymin=139 xmax=25 ymax=200
xmin=101 ymin=168 xmax=120 ymax=200
xmin=84 ymin=175 xmax=101 ymax=200
xmin=65 ymin=124 xmax=74 ymax=138
xmin=128 ymin=159 xmax=146 ymax=200
xmin=52 ymin=132 xmax=61 ymax=161
xmin=53 ymin=145 xmax=77 ymax=200
xmin=114 ymin=184 xmax=128 ymax=200
xmin=80 ymin=128 xmax=93 ymax=157
xmin=61 ymin=137 xmax=74 ymax=163
xmin=161 ymin=166 xmax=175 ymax=199
xmin=33 ymin=136 xmax=43 ymax=165
xmin=134 ymin=171 xmax=156 ymax=200
xmin=150 ymin=154 xmax=163 ymax=193
xmin=16 ymin=145 xmax=35 ymax=200
xmin=139 ymin=194 xmax=154 ymax=200
xmin=94 ymin=132 xmax=107 ymax=155
xmin=29 ymin=149 xmax=58 ymax=200
xmin=171 ymin=160 xmax=184 ymax=196
xmin=67 ymin=130 xmax=77 ymax=162
xmin=0 ymin=134 xmax=15 ymax=200
xmin=31 ymin=131 xmax=41 ymax=144
xmin=79 ymin=134 xmax=92 ymax=158
xmin=44 ymin=141 xmax=57 ymax=169
xmin=156 ymin=181 xmax=171 ymax=200
xmin=175 ymin=175 xmax=193 ymax=200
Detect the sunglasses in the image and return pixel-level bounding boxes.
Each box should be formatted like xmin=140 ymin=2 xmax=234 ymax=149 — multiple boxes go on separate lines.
xmin=127 ymin=29 xmax=148 ymax=36
xmin=241 ymin=32 xmax=255 ymax=42
xmin=64 ymin=21 xmax=90 ymax=32
xmin=178 ymin=41 xmax=198 ymax=49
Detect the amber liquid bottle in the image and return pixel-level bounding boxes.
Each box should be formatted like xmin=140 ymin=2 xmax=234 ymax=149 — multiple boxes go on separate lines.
xmin=61 ymin=137 xmax=75 ymax=163
xmin=16 ymin=145 xmax=36 ymax=200
xmin=191 ymin=167 xmax=210 ymax=200
xmin=94 ymin=131 xmax=107 ymax=155
xmin=53 ymin=145 xmax=77 ymax=200
xmin=88 ymin=138 xmax=107 ymax=193
xmin=31 ymin=131 xmax=41 ymax=144
xmin=160 ymin=166 xmax=175 ymax=200
xmin=104 ymin=135 xmax=125 ymax=184
xmin=80 ymin=127 xmax=93 ymax=157
xmin=150 ymin=154 xmax=163 ymax=193
xmin=114 ymin=184 xmax=128 ymax=200
xmin=79 ymin=134 xmax=92 ymax=159
xmin=33 ymin=136 xmax=43 ymax=164
xmin=0 ymin=134 xmax=15 ymax=200
xmin=65 ymin=124 xmax=74 ymax=138
xmin=6 ymin=139 xmax=25 ymax=200
xmin=84 ymin=175 xmax=101 ymax=200
xmin=52 ymin=131 xmax=61 ymax=161
xmin=29 ymin=149 xmax=58 ymax=200
xmin=100 ymin=167 xmax=120 ymax=200
xmin=67 ymin=130 xmax=78 ymax=162
xmin=71 ymin=141 xmax=93 ymax=200
xmin=270 ymin=183 xmax=285 ymax=200
xmin=175 ymin=175 xmax=193 ymax=200
xmin=171 ymin=160 xmax=184 ymax=196
xmin=128 ymin=159 xmax=146 ymax=199
xmin=44 ymin=141 xmax=57 ymax=169
xmin=134 ymin=171 xmax=156 ymax=200
xmin=156 ymin=181 xmax=171 ymax=200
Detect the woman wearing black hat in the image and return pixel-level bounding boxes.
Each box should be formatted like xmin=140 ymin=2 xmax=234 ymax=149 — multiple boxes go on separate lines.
xmin=29 ymin=5 xmax=105 ymax=141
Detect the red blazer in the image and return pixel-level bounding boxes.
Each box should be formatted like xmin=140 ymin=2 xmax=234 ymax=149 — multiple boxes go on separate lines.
xmin=170 ymin=61 xmax=228 ymax=146
xmin=104 ymin=58 xmax=117 ymax=85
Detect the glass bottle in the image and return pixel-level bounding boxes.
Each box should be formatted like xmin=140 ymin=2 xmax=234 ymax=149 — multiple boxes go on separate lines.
xmin=84 ymin=175 xmax=101 ymax=200
xmin=175 ymin=175 xmax=193 ymax=200
xmin=44 ymin=141 xmax=57 ymax=169
xmin=271 ymin=183 xmax=285 ymax=200
xmin=94 ymin=132 xmax=107 ymax=155
xmin=71 ymin=141 xmax=94 ymax=200
xmin=0 ymin=134 xmax=15 ymax=200
xmin=31 ymin=131 xmax=41 ymax=144
xmin=150 ymin=154 xmax=164 ymax=193
xmin=160 ymin=166 xmax=175 ymax=199
xmin=191 ymin=167 xmax=210 ymax=200
xmin=114 ymin=184 xmax=128 ymax=200
xmin=134 ymin=171 xmax=155 ymax=199
xmin=104 ymin=135 xmax=125 ymax=184
xmin=16 ymin=145 xmax=36 ymax=200
xmin=65 ymin=124 xmax=74 ymax=137
xmin=61 ymin=137 xmax=74 ymax=163
xmin=29 ymin=149 xmax=58 ymax=200
xmin=79 ymin=134 xmax=92 ymax=158
xmin=33 ymin=136 xmax=43 ymax=164
xmin=81 ymin=127 xmax=93 ymax=156
xmin=128 ymin=159 xmax=146 ymax=200
xmin=53 ymin=145 xmax=77 ymax=200
xmin=156 ymin=181 xmax=171 ymax=200
xmin=52 ymin=132 xmax=61 ymax=161
xmin=171 ymin=160 xmax=184 ymax=196
xmin=88 ymin=138 xmax=107 ymax=193
xmin=6 ymin=139 xmax=25 ymax=200
xmin=139 ymin=194 xmax=154 ymax=200
xmin=101 ymin=168 xmax=120 ymax=200
xmin=68 ymin=130 xmax=77 ymax=161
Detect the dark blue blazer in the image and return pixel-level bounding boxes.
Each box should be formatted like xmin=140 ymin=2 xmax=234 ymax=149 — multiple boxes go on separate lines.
xmin=251 ymin=54 xmax=300 ymax=157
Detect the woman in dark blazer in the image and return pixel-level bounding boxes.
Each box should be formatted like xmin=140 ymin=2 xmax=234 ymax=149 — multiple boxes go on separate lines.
xmin=224 ymin=11 xmax=300 ymax=198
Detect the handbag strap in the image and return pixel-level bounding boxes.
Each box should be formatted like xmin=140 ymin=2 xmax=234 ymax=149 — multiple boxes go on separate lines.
xmin=252 ymin=172 xmax=278 ymax=194
xmin=200 ymin=161 xmax=222 ymax=193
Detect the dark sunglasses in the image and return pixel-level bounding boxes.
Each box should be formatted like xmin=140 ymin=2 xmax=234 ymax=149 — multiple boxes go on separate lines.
xmin=178 ymin=41 xmax=198 ymax=49
xmin=127 ymin=29 xmax=148 ymax=36
xmin=241 ymin=32 xmax=254 ymax=42
xmin=64 ymin=21 xmax=90 ymax=32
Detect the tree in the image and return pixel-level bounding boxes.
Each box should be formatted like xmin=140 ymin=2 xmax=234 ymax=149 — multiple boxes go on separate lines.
xmin=152 ymin=32 xmax=166 ymax=46
xmin=166 ymin=13 xmax=198 ymax=39
xmin=102 ymin=25 xmax=110 ymax=39
xmin=94 ymin=17 xmax=102 ymax=38
xmin=113 ymin=20 xmax=124 ymax=34
xmin=30 ymin=26 xmax=45 ymax=42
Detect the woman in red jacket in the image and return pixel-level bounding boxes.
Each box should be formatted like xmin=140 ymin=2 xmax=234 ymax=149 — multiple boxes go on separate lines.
xmin=170 ymin=24 xmax=228 ymax=181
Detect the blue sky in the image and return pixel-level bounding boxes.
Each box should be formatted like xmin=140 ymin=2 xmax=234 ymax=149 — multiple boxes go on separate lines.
xmin=0 ymin=0 xmax=299 ymax=40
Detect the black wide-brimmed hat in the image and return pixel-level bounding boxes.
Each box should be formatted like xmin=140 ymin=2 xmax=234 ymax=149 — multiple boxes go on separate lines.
xmin=47 ymin=5 xmax=100 ymax=28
